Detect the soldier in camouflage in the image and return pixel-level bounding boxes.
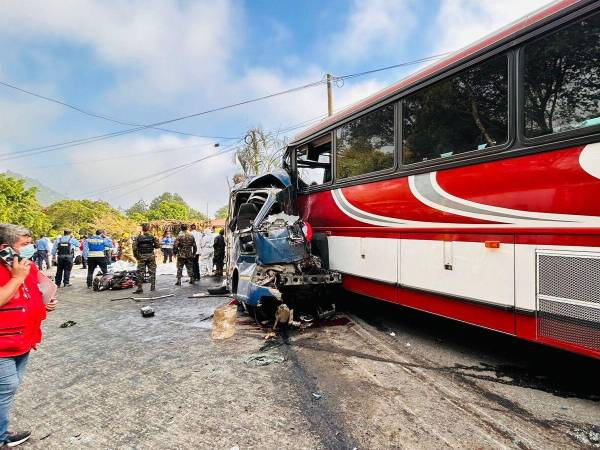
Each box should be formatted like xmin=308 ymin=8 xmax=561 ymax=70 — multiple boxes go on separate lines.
xmin=132 ymin=223 xmax=160 ymax=293
xmin=173 ymin=223 xmax=197 ymax=286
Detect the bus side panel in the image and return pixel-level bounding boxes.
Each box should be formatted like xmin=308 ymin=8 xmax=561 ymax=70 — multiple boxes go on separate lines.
xmin=343 ymin=275 xmax=516 ymax=334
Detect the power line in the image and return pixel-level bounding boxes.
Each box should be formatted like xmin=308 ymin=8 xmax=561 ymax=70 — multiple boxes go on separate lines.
xmin=0 ymin=79 xmax=327 ymax=162
xmin=28 ymin=141 xmax=218 ymax=170
xmin=333 ymin=53 xmax=449 ymax=82
xmin=26 ymin=114 xmax=327 ymax=170
xmin=107 ymin=142 xmax=288 ymax=203
xmin=0 ymin=80 xmax=238 ymax=141
xmin=0 ymin=52 xmax=449 ymax=163
xmin=80 ymin=141 xmax=243 ymax=198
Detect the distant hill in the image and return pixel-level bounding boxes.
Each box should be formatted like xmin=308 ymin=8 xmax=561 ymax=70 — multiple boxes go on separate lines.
xmin=3 ymin=170 xmax=67 ymax=206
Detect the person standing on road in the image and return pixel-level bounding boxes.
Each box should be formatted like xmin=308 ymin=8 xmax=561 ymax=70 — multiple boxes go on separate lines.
xmin=83 ymin=230 xmax=112 ymax=289
xmin=190 ymin=224 xmax=202 ymax=281
xmin=0 ymin=224 xmax=57 ymax=448
xmin=34 ymin=235 xmax=51 ymax=270
xmin=80 ymin=236 xmax=88 ymax=269
xmin=132 ymin=224 xmax=160 ymax=294
xmin=199 ymin=228 xmax=215 ymax=276
xmin=212 ymin=229 xmax=225 ymax=277
xmin=51 ymin=230 xmax=80 ymax=288
xmin=119 ymin=236 xmax=136 ymax=263
xmin=160 ymin=231 xmax=174 ymax=264
xmin=173 ymin=224 xmax=197 ymax=286
xmin=101 ymin=231 xmax=114 ymax=265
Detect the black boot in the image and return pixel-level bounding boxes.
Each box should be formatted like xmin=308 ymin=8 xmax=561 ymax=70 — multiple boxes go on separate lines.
xmin=150 ymin=284 xmax=156 ymax=291
xmin=133 ymin=286 xmax=143 ymax=294
xmin=175 ymin=279 xmax=181 ymax=286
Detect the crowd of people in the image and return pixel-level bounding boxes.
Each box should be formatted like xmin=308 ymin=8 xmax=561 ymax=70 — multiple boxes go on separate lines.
xmin=0 ymin=221 xmax=226 ymax=447
xmin=23 ymin=224 xmax=226 ymax=290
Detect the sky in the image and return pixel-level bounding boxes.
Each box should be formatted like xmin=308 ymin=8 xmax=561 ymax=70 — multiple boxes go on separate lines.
xmin=0 ymin=0 xmax=553 ymax=215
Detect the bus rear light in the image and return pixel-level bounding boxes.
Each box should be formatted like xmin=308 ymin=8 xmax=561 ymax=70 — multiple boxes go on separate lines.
xmin=485 ymin=241 xmax=501 ymax=249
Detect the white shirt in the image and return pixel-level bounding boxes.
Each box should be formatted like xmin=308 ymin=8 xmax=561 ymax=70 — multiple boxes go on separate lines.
xmin=190 ymin=230 xmax=203 ymax=255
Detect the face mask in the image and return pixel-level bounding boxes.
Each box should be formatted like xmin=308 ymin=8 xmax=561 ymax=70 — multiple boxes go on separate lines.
xmin=19 ymin=244 xmax=36 ymax=259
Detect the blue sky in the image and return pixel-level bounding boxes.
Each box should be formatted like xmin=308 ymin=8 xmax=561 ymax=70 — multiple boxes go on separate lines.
xmin=0 ymin=0 xmax=552 ymax=214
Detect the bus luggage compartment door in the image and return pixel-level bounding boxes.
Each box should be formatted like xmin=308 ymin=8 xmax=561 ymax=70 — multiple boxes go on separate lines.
xmin=399 ymin=237 xmax=515 ymax=309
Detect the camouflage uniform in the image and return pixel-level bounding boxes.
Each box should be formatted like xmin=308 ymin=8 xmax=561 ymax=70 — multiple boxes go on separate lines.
xmin=132 ymin=232 xmax=160 ymax=292
xmin=174 ymin=231 xmax=197 ymax=284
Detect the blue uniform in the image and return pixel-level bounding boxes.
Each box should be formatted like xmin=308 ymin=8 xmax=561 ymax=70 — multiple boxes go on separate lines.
xmin=52 ymin=235 xmax=79 ymax=287
xmin=51 ymin=236 xmax=80 ymax=257
xmin=83 ymin=236 xmax=112 ymax=259
xmin=35 ymin=238 xmax=50 ymax=252
xmin=83 ymin=235 xmax=112 ymax=288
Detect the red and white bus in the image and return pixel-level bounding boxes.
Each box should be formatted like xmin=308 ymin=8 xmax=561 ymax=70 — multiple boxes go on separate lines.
xmin=285 ymin=0 xmax=600 ymax=359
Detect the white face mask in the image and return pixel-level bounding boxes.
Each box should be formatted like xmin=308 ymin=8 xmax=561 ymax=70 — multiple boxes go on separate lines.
xmin=19 ymin=244 xmax=36 ymax=259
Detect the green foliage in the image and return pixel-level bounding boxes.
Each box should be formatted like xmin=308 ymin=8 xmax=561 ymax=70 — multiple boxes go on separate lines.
xmin=215 ymin=205 xmax=229 ymax=219
xmin=45 ymin=199 xmax=137 ymax=238
xmin=145 ymin=201 xmax=190 ymax=221
xmin=125 ymin=192 xmax=207 ymax=222
xmin=126 ymin=199 xmax=148 ymax=217
xmin=149 ymin=192 xmax=185 ymax=210
xmin=0 ymin=174 xmax=51 ymax=236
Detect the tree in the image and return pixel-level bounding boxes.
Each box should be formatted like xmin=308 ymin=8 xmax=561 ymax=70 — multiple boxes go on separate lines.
xmin=145 ymin=201 xmax=191 ymax=221
xmin=0 ymin=174 xmax=51 ymax=236
xmin=45 ymin=199 xmax=137 ymax=238
xmin=126 ymin=199 xmax=148 ymax=217
xmin=149 ymin=192 xmax=185 ymax=210
xmin=215 ymin=205 xmax=229 ymax=219
xmin=235 ymin=127 xmax=286 ymax=177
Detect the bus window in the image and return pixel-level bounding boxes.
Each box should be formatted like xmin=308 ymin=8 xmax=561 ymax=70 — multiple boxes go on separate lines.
xmin=523 ymin=13 xmax=600 ymax=138
xmin=335 ymin=104 xmax=395 ymax=179
xmin=296 ymin=135 xmax=332 ymax=187
xmin=402 ymin=54 xmax=508 ymax=165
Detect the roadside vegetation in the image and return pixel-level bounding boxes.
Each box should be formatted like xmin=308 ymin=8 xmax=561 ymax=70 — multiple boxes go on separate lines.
xmin=0 ymin=173 xmax=209 ymax=238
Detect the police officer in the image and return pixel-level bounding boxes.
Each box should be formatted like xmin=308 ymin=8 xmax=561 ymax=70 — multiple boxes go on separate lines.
xmin=173 ymin=223 xmax=197 ymax=286
xmin=132 ymin=223 xmax=160 ymax=294
xmin=84 ymin=230 xmax=112 ymax=289
xmin=51 ymin=229 xmax=80 ymax=287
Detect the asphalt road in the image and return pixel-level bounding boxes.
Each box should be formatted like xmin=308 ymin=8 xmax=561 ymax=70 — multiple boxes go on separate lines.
xmin=10 ymin=265 xmax=600 ymax=449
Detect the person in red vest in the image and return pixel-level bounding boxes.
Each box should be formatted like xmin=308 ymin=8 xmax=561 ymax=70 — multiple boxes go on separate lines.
xmin=0 ymin=224 xmax=57 ymax=448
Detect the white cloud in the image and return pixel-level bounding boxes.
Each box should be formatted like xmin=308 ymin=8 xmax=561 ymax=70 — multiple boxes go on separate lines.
xmin=330 ymin=0 xmax=417 ymax=64
xmin=432 ymin=0 xmax=554 ymax=54
xmin=0 ymin=95 xmax=61 ymax=143
xmin=0 ymin=0 xmax=240 ymax=101
xmin=11 ymin=134 xmax=240 ymax=214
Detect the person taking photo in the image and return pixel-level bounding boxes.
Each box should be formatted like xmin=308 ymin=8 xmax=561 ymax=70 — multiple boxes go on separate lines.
xmin=0 ymin=224 xmax=57 ymax=448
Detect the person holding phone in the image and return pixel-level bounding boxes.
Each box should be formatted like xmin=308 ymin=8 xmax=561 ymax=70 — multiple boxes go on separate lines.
xmin=0 ymin=224 xmax=57 ymax=448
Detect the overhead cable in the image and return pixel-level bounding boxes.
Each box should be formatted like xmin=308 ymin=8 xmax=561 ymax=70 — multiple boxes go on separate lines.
xmin=80 ymin=141 xmax=242 ymax=198
xmin=0 ymin=52 xmax=450 ymax=163
xmin=0 ymin=79 xmax=326 ymax=162
xmin=0 ymin=80 xmax=238 ymax=141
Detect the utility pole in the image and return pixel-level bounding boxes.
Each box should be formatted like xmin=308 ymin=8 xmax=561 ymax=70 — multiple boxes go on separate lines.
xmin=326 ymin=73 xmax=333 ymax=116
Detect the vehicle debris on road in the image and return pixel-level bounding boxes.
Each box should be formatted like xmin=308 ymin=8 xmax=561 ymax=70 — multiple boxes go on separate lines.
xmin=140 ymin=306 xmax=155 ymax=318
xmin=59 ymin=320 xmax=77 ymax=328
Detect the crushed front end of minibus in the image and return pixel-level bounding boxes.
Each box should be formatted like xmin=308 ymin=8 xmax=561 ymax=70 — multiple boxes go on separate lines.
xmin=226 ymin=170 xmax=341 ymax=324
